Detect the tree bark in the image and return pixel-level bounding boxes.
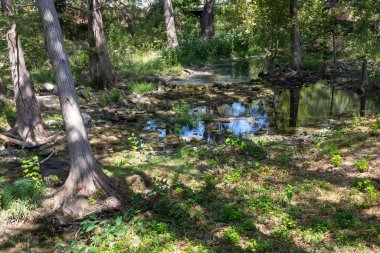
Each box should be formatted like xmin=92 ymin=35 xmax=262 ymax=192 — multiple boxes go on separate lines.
xmin=289 ymin=87 xmax=300 ymax=128
xmin=164 ymin=0 xmax=179 ymax=48
xmin=201 ymin=0 xmax=215 ymax=41
xmin=329 ymin=86 xmax=335 ymax=116
xmin=360 ymin=59 xmax=369 ymax=90
xmin=37 ymin=0 xmax=118 ymax=213
xmin=1 ymin=0 xmax=13 ymax=16
xmin=332 ymin=11 xmax=337 ymax=83
xmin=87 ymin=0 xmax=116 ymax=88
xmin=0 ymin=77 xmax=5 ymax=101
xmin=330 ymin=1 xmax=337 ymax=84
xmin=290 ymin=0 xmax=303 ymax=73
xmin=6 ymin=24 xmax=50 ymax=142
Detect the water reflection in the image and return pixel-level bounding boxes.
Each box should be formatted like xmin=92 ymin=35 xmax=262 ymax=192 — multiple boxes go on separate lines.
xmin=289 ymin=87 xmax=300 ymax=128
xmin=171 ymin=58 xmax=265 ymax=85
xmin=144 ymin=82 xmax=380 ymax=142
xmin=144 ymin=120 xmax=167 ymax=138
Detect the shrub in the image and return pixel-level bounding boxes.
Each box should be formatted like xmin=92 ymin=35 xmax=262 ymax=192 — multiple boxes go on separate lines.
xmin=241 ymin=218 xmax=256 ymax=231
xmin=331 ymin=155 xmax=342 ymax=167
xmin=371 ymin=119 xmax=380 ymax=130
xmin=223 ymin=226 xmax=240 ymax=245
xmin=221 ymin=203 xmax=245 ymax=222
xmin=354 ymin=179 xmax=380 ymax=207
xmin=21 ymin=156 xmax=43 ymax=189
xmin=356 ymin=160 xmax=368 ymax=172
xmin=172 ymin=104 xmax=191 ymax=115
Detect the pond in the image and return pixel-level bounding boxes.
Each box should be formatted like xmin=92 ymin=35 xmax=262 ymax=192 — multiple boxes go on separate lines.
xmin=170 ymin=58 xmax=264 ymax=85
xmin=145 ymin=82 xmax=380 ymax=142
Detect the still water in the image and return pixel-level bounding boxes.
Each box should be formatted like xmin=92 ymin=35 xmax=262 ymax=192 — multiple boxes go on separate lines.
xmin=145 ymin=82 xmax=380 ymax=141
xmin=170 ymin=58 xmax=263 ymax=85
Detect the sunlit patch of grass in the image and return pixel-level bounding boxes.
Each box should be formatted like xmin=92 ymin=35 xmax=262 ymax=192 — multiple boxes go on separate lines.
xmin=126 ymin=82 xmax=156 ymax=94
xmin=31 ymin=68 xmax=55 ymax=86
xmin=117 ymin=51 xmax=182 ymax=78
xmin=62 ymin=125 xmax=380 ymax=252
xmin=1 ymin=179 xmax=41 ymax=221
xmin=0 ymin=104 xmax=16 ymax=130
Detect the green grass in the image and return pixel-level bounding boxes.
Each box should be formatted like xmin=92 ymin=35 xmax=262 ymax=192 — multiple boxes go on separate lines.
xmin=99 ymin=88 xmax=123 ymax=106
xmin=1 ymin=179 xmax=41 ymax=208
xmin=0 ymin=104 xmax=16 ymax=129
xmin=126 ymin=82 xmax=157 ymax=94
xmin=222 ymin=226 xmax=241 ymax=245
xmin=1 ymin=179 xmax=41 ymax=221
xmin=2 ymin=114 xmax=379 ymax=252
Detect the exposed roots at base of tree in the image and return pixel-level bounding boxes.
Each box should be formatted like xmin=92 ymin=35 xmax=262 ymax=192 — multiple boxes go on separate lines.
xmin=52 ymin=168 xmax=122 ymax=220
xmin=0 ymin=131 xmax=63 ymax=148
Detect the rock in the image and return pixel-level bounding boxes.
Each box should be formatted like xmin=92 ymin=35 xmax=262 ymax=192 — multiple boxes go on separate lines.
xmin=42 ymin=83 xmax=57 ymax=92
xmin=37 ymin=95 xmax=61 ymax=109
xmin=81 ymin=113 xmax=91 ymax=127
xmin=125 ymin=175 xmax=149 ymax=193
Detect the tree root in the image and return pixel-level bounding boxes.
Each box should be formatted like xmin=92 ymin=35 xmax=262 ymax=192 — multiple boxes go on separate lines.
xmin=52 ymin=168 xmax=122 ymax=219
xmin=0 ymin=131 xmax=63 ymax=148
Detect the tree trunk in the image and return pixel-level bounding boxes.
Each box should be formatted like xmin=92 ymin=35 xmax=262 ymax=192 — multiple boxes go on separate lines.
xmin=290 ymin=0 xmax=303 ymax=73
xmin=329 ymin=86 xmax=335 ymax=116
xmin=122 ymin=6 xmax=135 ymax=36
xmin=330 ymin=1 xmax=337 ymax=84
xmin=332 ymin=12 xmax=337 ymax=83
xmin=0 ymin=77 xmax=5 ymax=101
xmin=6 ymin=24 xmax=50 ymax=142
xmin=360 ymin=59 xmax=369 ymax=91
xmin=87 ymin=0 xmax=115 ymax=88
xmin=164 ymin=0 xmax=179 ymax=48
xmin=37 ymin=0 xmax=119 ymax=213
xmin=201 ymin=0 xmax=214 ymax=41
xmin=1 ymin=0 xmax=13 ymax=16
xmin=289 ymin=87 xmax=300 ymax=128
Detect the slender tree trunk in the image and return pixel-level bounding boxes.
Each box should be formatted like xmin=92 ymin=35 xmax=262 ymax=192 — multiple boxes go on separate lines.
xmin=6 ymin=24 xmax=50 ymax=142
xmin=87 ymin=0 xmax=115 ymax=88
xmin=360 ymin=59 xmax=369 ymax=91
xmin=290 ymin=0 xmax=303 ymax=73
xmin=0 ymin=77 xmax=5 ymax=101
xmin=122 ymin=6 xmax=135 ymax=36
xmin=37 ymin=0 xmax=118 ymax=213
xmin=332 ymin=13 xmax=337 ymax=83
xmin=333 ymin=21 xmax=337 ymax=84
xmin=289 ymin=87 xmax=300 ymax=128
xmin=164 ymin=0 xmax=179 ymax=48
xmin=1 ymin=0 xmax=13 ymax=16
xmin=201 ymin=0 xmax=214 ymax=41
xmin=329 ymin=86 xmax=335 ymax=116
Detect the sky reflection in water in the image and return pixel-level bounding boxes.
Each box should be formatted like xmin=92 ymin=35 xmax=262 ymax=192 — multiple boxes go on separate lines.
xmin=144 ymin=83 xmax=380 ymax=142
